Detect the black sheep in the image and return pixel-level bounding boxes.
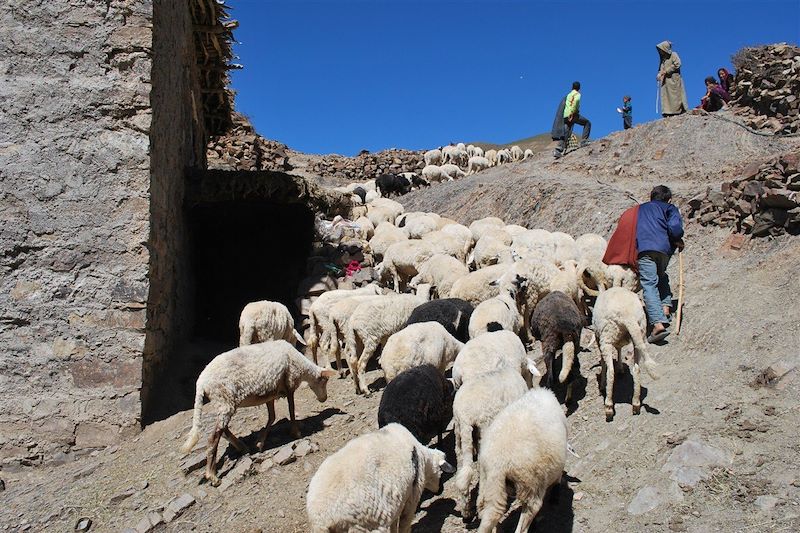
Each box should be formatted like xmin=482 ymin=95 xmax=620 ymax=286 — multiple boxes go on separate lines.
xmin=376 ymin=173 xmax=411 ymax=198
xmin=352 ymin=186 xmax=367 ymax=204
xmin=405 ymin=298 xmax=474 ymax=343
xmin=530 ymin=291 xmax=586 ymax=402
xmin=377 ymin=364 xmax=454 ymax=445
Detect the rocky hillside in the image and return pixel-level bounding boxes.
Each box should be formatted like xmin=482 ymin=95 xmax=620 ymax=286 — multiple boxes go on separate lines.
xmin=2 ymin=105 xmax=799 ymax=533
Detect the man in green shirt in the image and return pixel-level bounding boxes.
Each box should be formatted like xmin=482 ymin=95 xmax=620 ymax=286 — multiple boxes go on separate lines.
xmin=555 ymin=81 xmax=591 ymax=158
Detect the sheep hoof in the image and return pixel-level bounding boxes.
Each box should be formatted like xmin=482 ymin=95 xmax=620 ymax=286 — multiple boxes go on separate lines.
xmin=605 ymin=406 xmax=614 ymax=422
xmin=207 ymin=475 xmax=221 ymax=487
xmin=632 ymin=404 xmax=641 ymax=415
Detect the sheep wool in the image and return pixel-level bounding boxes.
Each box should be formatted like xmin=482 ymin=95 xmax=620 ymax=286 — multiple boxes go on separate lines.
xmin=238 ymin=300 xmax=303 ymax=347
xmin=345 ymin=293 xmax=425 ymax=394
xmin=452 ymin=330 xmax=539 ymax=389
xmin=378 ymin=364 xmax=454 ymax=445
xmin=477 ymin=388 xmax=568 ymax=533
xmin=380 ymin=322 xmax=465 ymax=382
xmin=453 ymin=367 xmax=529 ymax=521
xmin=593 ymin=287 xmax=660 ymax=420
xmin=306 ymin=423 xmax=454 ymax=533
xmin=180 ymin=341 xmax=335 ymax=485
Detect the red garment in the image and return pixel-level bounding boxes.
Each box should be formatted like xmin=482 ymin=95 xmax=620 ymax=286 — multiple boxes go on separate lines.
xmin=603 ymin=205 xmax=640 ymax=272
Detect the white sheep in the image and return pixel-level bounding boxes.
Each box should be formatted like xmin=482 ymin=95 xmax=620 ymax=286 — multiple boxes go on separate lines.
xmin=443 ymin=146 xmax=468 ymax=166
xmin=476 ymin=388 xmax=567 ymax=533
xmin=593 ymin=287 xmax=660 ymax=420
xmin=440 ymin=222 xmax=474 ymax=255
xmin=512 ymin=228 xmax=556 ymax=262
xmin=523 ymin=148 xmax=534 ymax=159
xmin=380 ymin=321 xmax=465 ymax=382
xmin=345 ymin=293 xmax=426 ymax=394
xmin=365 ymin=189 xmax=379 ymax=203
xmin=575 ymin=232 xmax=607 ymax=261
xmin=180 ymin=341 xmax=336 ymax=485
xmin=409 ymin=253 xmax=470 ymax=299
xmin=453 ymin=367 xmax=529 ymax=521
xmin=473 ymin=146 xmax=484 ymax=158
xmin=484 ymin=149 xmax=498 ymax=166
xmin=354 ymin=215 xmax=375 ymax=240
xmin=549 ymin=259 xmax=584 ymax=314
xmin=551 ymin=231 xmax=578 ymax=264
xmin=422 ymin=164 xmax=451 ymax=183
xmin=441 ymin=163 xmax=467 ymax=180
xmin=503 ymin=224 xmax=528 ymax=238
xmin=510 ymin=145 xmax=524 ymax=161
xmin=449 ymin=263 xmax=511 ymax=306
xmin=327 ymin=294 xmax=385 ymax=376
xmin=369 ymin=222 xmax=408 ymax=262
xmin=451 ymin=330 xmax=539 ymax=389
xmin=470 ymin=228 xmax=513 ymax=269
xmin=421 ymin=230 xmax=470 ymax=263
xmin=424 ymin=148 xmax=443 ymax=166
xmin=305 ymin=285 xmax=383 ymax=368
xmin=467 ymin=156 xmax=490 ymax=175
xmin=238 ymin=300 xmax=305 ymax=347
xmin=379 ymin=239 xmax=435 ymax=292
xmin=500 ymin=258 xmax=560 ymax=335
xmin=456 ymin=142 xmax=466 ymax=151
xmin=468 ymin=216 xmax=506 ymax=242
xmin=467 ymin=144 xmax=476 ymax=157
xmin=496 ymin=148 xmax=512 ymax=165
xmin=306 ymin=423 xmax=454 ymax=533
xmin=467 ymin=274 xmax=526 ymax=338
xmin=397 ymin=212 xmax=439 ymax=239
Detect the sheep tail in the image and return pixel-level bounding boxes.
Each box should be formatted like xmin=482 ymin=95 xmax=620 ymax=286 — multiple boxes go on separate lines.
xmin=623 ymin=316 xmax=660 ymax=380
xmin=293 ymin=329 xmax=307 ymax=346
xmin=180 ymin=386 xmax=204 ymax=454
xmin=558 ymin=339 xmax=575 ymax=384
xmin=307 ymin=311 xmax=319 ymax=364
xmin=477 ymin=468 xmax=509 ymax=532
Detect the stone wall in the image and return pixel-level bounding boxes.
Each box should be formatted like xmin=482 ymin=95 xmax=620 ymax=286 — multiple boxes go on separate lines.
xmin=0 ymin=1 xmax=155 ymax=466
xmin=309 ymin=149 xmax=425 ymax=182
xmin=142 ymin=0 xmax=207 ymax=423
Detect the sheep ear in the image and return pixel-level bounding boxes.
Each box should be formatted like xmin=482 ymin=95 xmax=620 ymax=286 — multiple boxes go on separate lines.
xmin=526 ymin=358 xmax=542 ymax=377
xmin=439 ymin=459 xmax=456 ymax=474
xmin=320 ymin=369 xmax=337 ymax=379
xmin=488 ymin=279 xmax=499 ymax=286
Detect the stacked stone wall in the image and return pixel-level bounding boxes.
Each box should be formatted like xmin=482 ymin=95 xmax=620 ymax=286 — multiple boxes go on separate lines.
xmin=0 ymin=1 xmax=156 ymax=466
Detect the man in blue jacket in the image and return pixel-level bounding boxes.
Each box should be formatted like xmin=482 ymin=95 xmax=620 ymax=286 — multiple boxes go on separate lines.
xmin=637 ymin=185 xmax=684 ymax=343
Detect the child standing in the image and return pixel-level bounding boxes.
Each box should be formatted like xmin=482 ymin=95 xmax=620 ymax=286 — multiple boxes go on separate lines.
xmin=622 ymin=95 xmax=632 ymax=129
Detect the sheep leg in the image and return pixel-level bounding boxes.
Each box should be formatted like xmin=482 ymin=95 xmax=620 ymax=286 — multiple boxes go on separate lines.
xmin=544 ymin=345 xmax=556 ymax=390
xmin=398 ymin=495 xmax=418 ymax=533
xmin=287 ymin=391 xmax=301 ymax=439
xmin=333 ymin=334 xmax=347 ymax=379
xmin=205 ymin=409 xmax=233 ymax=486
xmin=600 ymin=342 xmax=616 ymax=421
xmin=222 ymin=428 xmax=249 ymax=455
xmin=256 ymin=400 xmax=276 ymax=451
xmin=631 ymin=356 xmax=642 ymax=415
xmin=514 ymin=501 xmax=542 ymax=533
xmin=356 ymin=339 xmax=378 ymax=395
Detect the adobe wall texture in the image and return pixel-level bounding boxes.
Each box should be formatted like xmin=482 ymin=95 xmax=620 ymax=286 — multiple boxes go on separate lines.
xmin=0 ymin=0 xmax=203 ymax=467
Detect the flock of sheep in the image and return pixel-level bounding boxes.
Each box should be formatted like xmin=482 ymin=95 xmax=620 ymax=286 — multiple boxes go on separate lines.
xmin=178 ymin=172 xmax=662 ymax=532
xmin=336 ymin=142 xmax=535 ymax=201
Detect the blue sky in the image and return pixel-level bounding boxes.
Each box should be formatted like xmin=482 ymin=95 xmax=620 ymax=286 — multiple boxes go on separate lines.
xmin=229 ymin=0 xmax=800 ymax=156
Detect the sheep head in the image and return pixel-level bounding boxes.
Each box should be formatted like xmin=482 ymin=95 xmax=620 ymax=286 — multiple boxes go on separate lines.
xmin=309 ymin=368 xmax=337 ymax=402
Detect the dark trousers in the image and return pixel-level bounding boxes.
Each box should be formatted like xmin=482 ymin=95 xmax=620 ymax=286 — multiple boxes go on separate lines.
xmin=623 ymin=116 xmax=632 ymax=129
xmin=558 ymin=114 xmax=591 ymax=152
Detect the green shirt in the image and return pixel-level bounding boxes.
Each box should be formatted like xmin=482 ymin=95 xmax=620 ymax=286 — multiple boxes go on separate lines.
xmin=563 ymin=89 xmax=581 ymax=118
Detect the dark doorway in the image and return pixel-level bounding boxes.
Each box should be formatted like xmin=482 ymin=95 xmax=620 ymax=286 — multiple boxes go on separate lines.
xmin=188 ymin=200 xmax=314 ymax=343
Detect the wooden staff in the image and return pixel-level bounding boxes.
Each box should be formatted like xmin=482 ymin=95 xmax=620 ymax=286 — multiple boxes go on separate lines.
xmin=675 ymin=251 xmax=684 ymax=335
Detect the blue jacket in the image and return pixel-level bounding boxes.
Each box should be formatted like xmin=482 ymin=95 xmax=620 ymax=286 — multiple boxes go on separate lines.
xmin=636 ymin=200 xmax=684 ymax=256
